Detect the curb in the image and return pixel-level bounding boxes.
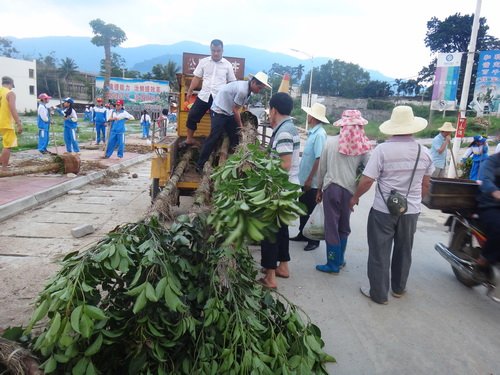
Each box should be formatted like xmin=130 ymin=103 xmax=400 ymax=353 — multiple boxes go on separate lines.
xmin=0 ymin=153 xmax=152 ymax=223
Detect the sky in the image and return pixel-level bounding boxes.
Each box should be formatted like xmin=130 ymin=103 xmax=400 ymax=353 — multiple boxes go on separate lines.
xmin=1 ymin=0 xmax=499 ymax=79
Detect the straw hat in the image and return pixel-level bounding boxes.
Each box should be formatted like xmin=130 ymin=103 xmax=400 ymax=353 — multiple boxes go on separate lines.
xmin=333 ymin=109 xmax=368 ymax=127
xmin=248 ymin=72 xmax=272 ymax=89
xmin=379 ymin=105 xmax=427 ymax=135
xmin=302 ymin=103 xmax=329 ymax=123
xmin=437 ymin=122 xmax=456 ymax=132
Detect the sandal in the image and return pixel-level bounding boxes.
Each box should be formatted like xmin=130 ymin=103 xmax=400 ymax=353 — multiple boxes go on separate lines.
xmin=260 ymin=268 xmax=289 ymax=278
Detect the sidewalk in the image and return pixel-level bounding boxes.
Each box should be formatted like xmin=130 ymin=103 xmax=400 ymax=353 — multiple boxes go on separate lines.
xmin=0 ymin=139 xmax=152 ymax=222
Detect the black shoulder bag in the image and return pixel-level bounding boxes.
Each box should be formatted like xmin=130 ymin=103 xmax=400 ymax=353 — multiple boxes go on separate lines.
xmin=378 ymin=144 xmax=421 ymax=217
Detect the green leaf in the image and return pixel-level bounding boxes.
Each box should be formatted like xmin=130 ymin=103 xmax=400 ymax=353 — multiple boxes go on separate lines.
xmin=84 ymin=333 xmax=103 ymax=356
xmin=84 ymin=305 xmax=107 ymax=321
xmin=80 ymin=314 xmax=93 ymax=339
xmin=70 ymin=305 xmax=83 ymax=334
xmin=133 ymin=290 xmax=147 ymax=314
xmin=72 ymin=357 xmax=89 ymax=375
xmin=145 ymin=282 xmax=158 ymax=302
xmin=26 ymin=298 xmax=49 ymax=331
xmin=42 ymin=355 xmax=57 ymax=373
xmin=155 ymin=277 xmax=167 ymax=300
xmin=46 ymin=311 xmax=62 ymax=342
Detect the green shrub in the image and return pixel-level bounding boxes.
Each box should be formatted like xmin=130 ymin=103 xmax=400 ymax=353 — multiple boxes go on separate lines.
xmin=367 ymin=99 xmax=394 ymax=110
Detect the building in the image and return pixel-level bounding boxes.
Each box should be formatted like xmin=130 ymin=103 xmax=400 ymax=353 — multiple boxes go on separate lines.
xmin=0 ymin=56 xmax=37 ymax=113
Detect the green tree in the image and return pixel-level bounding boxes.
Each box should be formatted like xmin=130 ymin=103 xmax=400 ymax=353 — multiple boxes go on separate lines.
xmin=362 ymin=80 xmax=393 ymax=98
xmin=151 ymin=60 xmax=180 ymax=89
xmin=59 ymin=57 xmax=78 ymax=81
xmin=37 ymin=52 xmax=59 ymax=98
xmin=0 ymin=37 xmax=18 ymax=57
xmin=100 ymin=52 xmax=126 ymax=77
xmin=310 ymin=59 xmax=370 ymax=98
xmin=418 ymin=13 xmax=500 ymax=101
xmin=89 ymin=19 xmax=127 ymax=102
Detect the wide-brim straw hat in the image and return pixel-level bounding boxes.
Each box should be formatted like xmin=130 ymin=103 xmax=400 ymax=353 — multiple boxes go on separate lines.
xmin=302 ymin=103 xmax=329 ymax=123
xmin=333 ymin=109 xmax=368 ymax=127
xmin=379 ymin=105 xmax=427 ymax=135
xmin=437 ymin=122 xmax=456 ymax=132
xmin=248 ymin=71 xmax=272 ymax=89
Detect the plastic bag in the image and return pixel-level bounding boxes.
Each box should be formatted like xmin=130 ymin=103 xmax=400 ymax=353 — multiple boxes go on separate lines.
xmin=303 ymin=202 xmax=324 ymax=241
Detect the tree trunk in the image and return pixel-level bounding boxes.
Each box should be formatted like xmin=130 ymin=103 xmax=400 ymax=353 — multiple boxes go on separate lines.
xmin=104 ymin=42 xmax=112 ymax=103
xmin=0 ymin=163 xmax=61 ymax=178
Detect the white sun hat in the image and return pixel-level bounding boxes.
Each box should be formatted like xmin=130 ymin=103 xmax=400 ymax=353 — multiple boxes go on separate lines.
xmin=302 ymin=103 xmax=330 ymax=123
xmin=379 ymin=105 xmax=427 ymax=135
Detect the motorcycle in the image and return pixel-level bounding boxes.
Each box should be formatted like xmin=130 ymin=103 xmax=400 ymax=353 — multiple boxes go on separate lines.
xmin=434 ymin=209 xmax=500 ymax=303
xmin=425 ymin=177 xmax=500 ymax=303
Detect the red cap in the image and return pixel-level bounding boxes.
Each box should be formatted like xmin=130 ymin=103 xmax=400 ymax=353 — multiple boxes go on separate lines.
xmin=116 ymin=99 xmax=124 ymax=105
xmin=96 ymin=97 xmax=103 ymax=102
xmin=38 ymin=93 xmax=52 ymax=100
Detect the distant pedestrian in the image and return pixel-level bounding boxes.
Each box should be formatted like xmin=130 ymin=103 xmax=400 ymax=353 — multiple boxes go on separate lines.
xmin=84 ymin=106 xmax=91 ymax=122
xmin=157 ymin=108 xmax=169 ymax=137
xmin=0 ymin=76 xmax=23 ymax=170
xmin=93 ymin=98 xmax=107 ymax=145
xmin=316 ymin=109 xmax=371 ymax=273
xmin=430 ymin=122 xmax=456 ymax=177
xmin=184 ymin=39 xmax=237 ymax=148
xmin=104 ymin=99 xmax=134 ymax=159
xmin=350 ymin=106 xmax=434 ymax=305
xmin=55 ymin=97 xmax=79 ymax=153
xmin=37 ymin=93 xmax=52 ymax=154
xmin=291 ymin=103 xmax=328 ymax=252
xmin=140 ymin=110 xmax=151 ymax=139
xmin=461 ymin=135 xmax=488 ymax=180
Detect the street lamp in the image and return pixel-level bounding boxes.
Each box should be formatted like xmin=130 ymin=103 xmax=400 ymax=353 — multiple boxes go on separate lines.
xmin=291 ymin=48 xmax=314 ymax=130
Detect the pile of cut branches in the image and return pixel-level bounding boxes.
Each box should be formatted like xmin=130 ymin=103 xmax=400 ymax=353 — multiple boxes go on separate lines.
xmin=3 ymin=117 xmax=335 ymax=374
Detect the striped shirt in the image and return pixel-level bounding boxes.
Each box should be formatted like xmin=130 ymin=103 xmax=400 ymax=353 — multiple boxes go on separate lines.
xmin=270 ymin=117 xmax=300 ymax=184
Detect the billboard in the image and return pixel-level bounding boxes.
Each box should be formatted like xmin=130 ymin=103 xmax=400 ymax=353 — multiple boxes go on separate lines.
xmin=95 ymin=77 xmax=170 ymax=113
xmin=182 ymin=53 xmax=246 ymax=80
xmin=472 ymin=50 xmax=500 ymax=115
xmin=431 ymin=52 xmax=462 ymax=111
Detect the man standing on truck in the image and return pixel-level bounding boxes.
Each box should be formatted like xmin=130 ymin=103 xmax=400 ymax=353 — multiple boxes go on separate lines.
xmin=196 ymin=71 xmax=271 ymax=172
xmin=184 ymin=39 xmax=237 ymax=148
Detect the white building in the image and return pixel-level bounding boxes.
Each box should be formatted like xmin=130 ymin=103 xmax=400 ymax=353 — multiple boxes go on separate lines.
xmin=0 ymin=56 xmax=37 ymax=113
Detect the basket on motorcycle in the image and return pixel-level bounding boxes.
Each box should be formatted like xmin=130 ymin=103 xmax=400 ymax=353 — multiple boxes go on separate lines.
xmin=422 ymin=177 xmax=479 ymax=210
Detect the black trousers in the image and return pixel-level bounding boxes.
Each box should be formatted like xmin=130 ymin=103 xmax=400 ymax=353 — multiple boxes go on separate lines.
xmin=186 ymin=95 xmax=213 ymax=131
xmin=197 ymin=112 xmax=239 ymax=170
xmin=479 ymin=207 xmax=500 ymax=264
xmin=299 ymin=187 xmax=318 ymax=239
xmin=261 ymin=224 xmax=290 ymax=269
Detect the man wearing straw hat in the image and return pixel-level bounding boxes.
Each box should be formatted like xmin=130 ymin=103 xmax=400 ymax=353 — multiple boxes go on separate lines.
xmin=430 ymin=122 xmax=456 ymax=177
xmin=350 ymin=106 xmax=434 ymax=305
xmin=196 ymin=71 xmax=271 ymax=171
xmin=291 ymin=103 xmax=328 ymax=251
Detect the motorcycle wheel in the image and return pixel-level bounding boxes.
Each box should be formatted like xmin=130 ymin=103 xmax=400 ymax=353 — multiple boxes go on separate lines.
xmin=449 ymin=222 xmax=481 ymax=288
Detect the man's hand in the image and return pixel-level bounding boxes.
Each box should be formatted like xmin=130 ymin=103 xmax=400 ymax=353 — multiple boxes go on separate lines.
xmin=349 ymin=196 xmax=359 ymax=211
xmin=316 ymin=190 xmax=323 ymax=203
xmin=492 ymin=190 xmax=500 ymax=200
xmin=16 ymin=122 xmax=23 ymax=135
xmin=304 ymin=177 xmax=312 ymax=191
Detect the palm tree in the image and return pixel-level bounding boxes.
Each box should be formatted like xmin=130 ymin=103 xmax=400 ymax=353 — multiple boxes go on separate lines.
xmin=59 ymin=57 xmax=78 ymax=81
xmin=89 ymin=19 xmax=127 ymax=102
xmin=295 ymin=64 xmax=305 ymax=82
xmin=165 ymin=60 xmax=180 ymax=90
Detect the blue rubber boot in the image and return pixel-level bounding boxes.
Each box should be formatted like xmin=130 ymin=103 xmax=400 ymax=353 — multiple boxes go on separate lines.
xmin=340 ymin=238 xmax=348 ymax=269
xmin=316 ymin=244 xmax=341 ymax=274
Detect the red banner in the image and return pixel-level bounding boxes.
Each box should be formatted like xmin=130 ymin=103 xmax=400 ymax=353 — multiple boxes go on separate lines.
xmin=456 ymin=117 xmax=467 ymax=138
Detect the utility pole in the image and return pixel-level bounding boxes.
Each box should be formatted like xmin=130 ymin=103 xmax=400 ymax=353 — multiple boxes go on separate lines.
xmin=448 ymin=0 xmax=482 ymax=178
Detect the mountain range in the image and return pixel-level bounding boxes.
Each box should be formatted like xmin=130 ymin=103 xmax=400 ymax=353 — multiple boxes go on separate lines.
xmin=7 ymin=36 xmax=393 ymax=82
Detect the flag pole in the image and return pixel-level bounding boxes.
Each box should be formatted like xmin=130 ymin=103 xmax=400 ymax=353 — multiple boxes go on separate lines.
xmin=448 ymin=0 xmax=482 ymax=178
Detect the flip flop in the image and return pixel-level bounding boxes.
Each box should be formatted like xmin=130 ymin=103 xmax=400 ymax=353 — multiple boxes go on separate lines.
xmin=258 ymin=278 xmax=277 ymax=289
xmin=260 ymin=268 xmax=289 ymax=278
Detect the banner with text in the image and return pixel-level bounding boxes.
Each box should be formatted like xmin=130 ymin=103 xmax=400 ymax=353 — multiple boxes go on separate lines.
xmin=431 ymin=52 xmax=462 ymax=111
xmin=95 ymin=77 xmax=170 ymax=114
xmin=472 ymin=50 xmax=500 ymax=115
